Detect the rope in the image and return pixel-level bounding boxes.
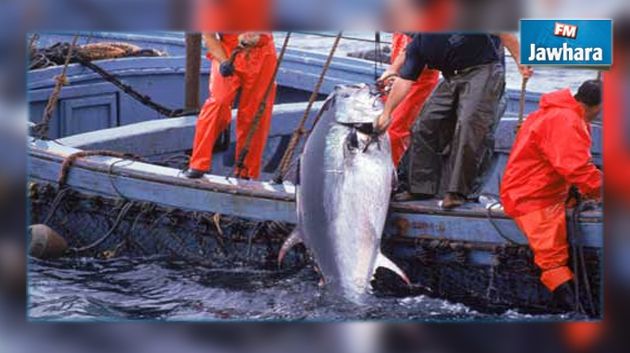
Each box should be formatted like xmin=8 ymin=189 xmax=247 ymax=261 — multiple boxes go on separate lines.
xmin=33 ymin=35 xmax=79 ymax=139
xmin=52 ymin=150 xmax=142 ymax=255
xmin=42 ymin=187 xmax=71 ymax=225
xmin=568 ymin=193 xmax=596 ymax=316
xmin=58 ymin=150 xmax=141 ymax=189
xmin=514 ymin=76 xmax=529 ymax=134
xmin=273 ymin=32 xmax=343 ymax=184
xmin=486 ymin=201 xmax=519 ymax=245
xmin=231 ymin=32 xmax=292 ymax=178
xmin=568 ymin=205 xmax=584 ymax=314
xmin=107 ymin=158 xmax=141 ymax=200
xmin=28 ymin=33 xmax=39 ymax=54
xmin=282 ymin=95 xmax=335 ymax=176
xmin=374 ymin=31 xmax=381 ymax=81
xmin=30 ymin=38 xmax=192 ymax=139
xmin=68 ymin=201 xmax=135 ymax=253
xmin=293 ymin=31 xmax=392 ymax=45
xmin=73 ymin=55 xmax=198 ymax=118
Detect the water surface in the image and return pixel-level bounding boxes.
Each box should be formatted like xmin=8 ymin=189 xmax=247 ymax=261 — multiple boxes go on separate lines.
xmin=29 ymin=257 xmax=574 ymax=321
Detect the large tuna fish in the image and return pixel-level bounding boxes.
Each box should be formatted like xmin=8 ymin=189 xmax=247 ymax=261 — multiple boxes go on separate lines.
xmin=279 ymin=84 xmax=410 ymax=303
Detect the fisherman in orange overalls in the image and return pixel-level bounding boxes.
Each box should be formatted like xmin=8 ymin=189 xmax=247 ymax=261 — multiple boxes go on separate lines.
xmin=500 ymin=80 xmax=603 ymax=310
xmin=184 ymin=32 xmax=277 ymax=180
xmin=379 ymin=33 xmax=440 ymax=167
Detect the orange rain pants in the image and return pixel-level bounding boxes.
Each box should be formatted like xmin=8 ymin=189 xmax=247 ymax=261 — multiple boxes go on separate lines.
xmin=189 ymin=34 xmax=277 ymax=180
xmin=387 ymin=33 xmax=439 ymax=167
xmin=513 ymin=202 xmax=574 ymax=291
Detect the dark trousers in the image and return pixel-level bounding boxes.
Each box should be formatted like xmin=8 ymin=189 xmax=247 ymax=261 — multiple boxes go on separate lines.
xmin=408 ymin=62 xmax=505 ymax=196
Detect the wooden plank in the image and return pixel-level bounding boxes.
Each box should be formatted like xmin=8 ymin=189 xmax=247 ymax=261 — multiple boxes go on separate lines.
xmin=184 ymin=33 xmax=202 ymax=110
xmin=57 ymin=101 xmax=325 ymax=155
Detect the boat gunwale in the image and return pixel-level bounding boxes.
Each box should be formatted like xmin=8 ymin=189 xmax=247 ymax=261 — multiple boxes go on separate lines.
xmin=28 ymin=139 xmax=602 ymax=223
xmin=29 ymin=139 xmax=296 ymax=202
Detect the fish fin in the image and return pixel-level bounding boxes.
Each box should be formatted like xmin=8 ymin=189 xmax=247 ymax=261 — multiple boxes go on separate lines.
xmin=374 ymin=252 xmax=411 ymax=286
xmin=277 ymin=228 xmax=304 ymax=268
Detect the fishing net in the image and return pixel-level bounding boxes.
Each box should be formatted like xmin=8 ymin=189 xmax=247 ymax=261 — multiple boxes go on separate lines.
xmin=29 ymin=182 xmax=305 ymax=270
xmin=377 ymin=237 xmax=601 ymax=315
xmin=28 ymin=179 xmax=601 ymax=315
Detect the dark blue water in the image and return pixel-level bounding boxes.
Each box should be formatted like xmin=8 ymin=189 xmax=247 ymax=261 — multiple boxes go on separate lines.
xmin=28 ymin=256 xmax=572 ymax=321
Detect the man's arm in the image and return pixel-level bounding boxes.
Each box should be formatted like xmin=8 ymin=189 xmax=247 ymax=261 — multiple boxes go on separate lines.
xmin=542 ymin=114 xmax=602 ymax=200
xmin=375 ymin=34 xmax=425 ymax=132
xmin=203 ymin=32 xmax=229 ymax=63
xmin=374 ymin=78 xmax=414 ymax=132
xmin=498 ymin=33 xmax=534 ymax=79
xmin=379 ymin=49 xmax=406 ymax=82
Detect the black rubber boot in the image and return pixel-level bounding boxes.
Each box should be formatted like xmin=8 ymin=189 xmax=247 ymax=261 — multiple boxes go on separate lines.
xmin=183 ymin=168 xmax=205 ymax=179
xmin=441 ymin=192 xmax=466 ymax=209
xmin=392 ymin=191 xmax=434 ymax=202
xmin=553 ymin=280 xmax=577 ymax=312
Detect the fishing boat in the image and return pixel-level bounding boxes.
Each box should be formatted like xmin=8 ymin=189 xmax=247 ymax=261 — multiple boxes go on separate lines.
xmin=27 ymin=32 xmax=602 ymax=316
xmin=28 ymin=32 xmax=542 ymax=138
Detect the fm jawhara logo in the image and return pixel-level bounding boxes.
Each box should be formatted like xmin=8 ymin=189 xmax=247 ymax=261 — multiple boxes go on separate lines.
xmin=521 ymin=19 xmax=612 ymax=67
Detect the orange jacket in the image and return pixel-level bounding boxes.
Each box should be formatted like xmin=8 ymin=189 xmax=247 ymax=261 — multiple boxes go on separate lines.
xmin=500 ymin=89 xmax=602 ymax=217
xmin=391 ymin=33 xmax=412 ymax=62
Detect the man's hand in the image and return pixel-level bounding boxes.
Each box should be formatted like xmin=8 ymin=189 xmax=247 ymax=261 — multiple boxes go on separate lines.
xmin=238 ymin=32 xmax=261 ymax=48
xmin=499 ymin=33 xmax=534 ymax=80
xmin=219 ymin=60 xmax=235 ymax=77
xmin=376 ymin=77 xmax=413 ymax=134
xmin=374 ymin=113 xmax=392 ymax=135
xmin=377 ymin=70 xmax=398 ymax=94
xmin=518 ymin=64 xmax=534 ymax=79
xmin=203 ymin=33 xmax=229 ymax=63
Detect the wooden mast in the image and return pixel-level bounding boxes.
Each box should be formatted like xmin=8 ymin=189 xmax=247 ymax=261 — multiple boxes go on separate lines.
xmin=184 ymin=33 xmax=202 ymax=110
